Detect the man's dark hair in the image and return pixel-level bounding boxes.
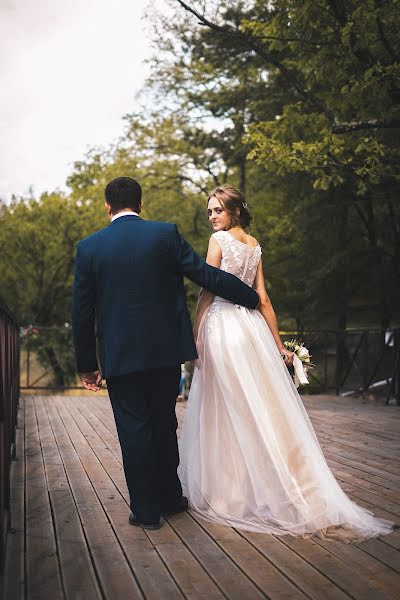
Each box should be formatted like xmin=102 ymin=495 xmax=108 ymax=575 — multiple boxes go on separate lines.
xmin=105 ymin=177 xmax=142 ymax=213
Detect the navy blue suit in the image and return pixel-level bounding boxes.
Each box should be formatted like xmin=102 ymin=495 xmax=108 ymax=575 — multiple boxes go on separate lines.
xmin=72 ymin=215 xmax=259 ymax=522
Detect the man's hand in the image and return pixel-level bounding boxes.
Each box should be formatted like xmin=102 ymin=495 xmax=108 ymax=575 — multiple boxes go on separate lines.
xmin=280 ymin=347 xmax=294 ymax=367
xmin=80 ymin=370 xmax=102 ymax=392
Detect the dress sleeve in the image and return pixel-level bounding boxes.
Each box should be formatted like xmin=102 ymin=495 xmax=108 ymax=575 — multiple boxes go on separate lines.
xmin=211 ymin=230 xmax=226 ymax=251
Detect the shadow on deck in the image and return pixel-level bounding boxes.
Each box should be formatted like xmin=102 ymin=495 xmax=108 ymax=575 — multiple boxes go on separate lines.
xmin=3 ymin=394 xmax=400 ymax=600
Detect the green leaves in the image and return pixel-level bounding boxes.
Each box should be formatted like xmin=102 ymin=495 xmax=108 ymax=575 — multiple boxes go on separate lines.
xmin=1 ymin=0 xmax=400 ymax=390
xmin=146 ymin=0 xmax=400 ymax=328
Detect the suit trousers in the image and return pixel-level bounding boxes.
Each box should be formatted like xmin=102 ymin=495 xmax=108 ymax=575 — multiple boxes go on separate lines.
xmin=106 ymin=365 xmax=182 ymax=523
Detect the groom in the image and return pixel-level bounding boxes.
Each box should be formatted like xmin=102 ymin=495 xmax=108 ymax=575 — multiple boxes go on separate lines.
xmin=72 ymin=176 xmax=259 ymax=529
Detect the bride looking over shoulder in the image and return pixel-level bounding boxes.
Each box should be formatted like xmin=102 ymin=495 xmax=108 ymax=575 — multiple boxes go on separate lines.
xmin=178 ymin=184 xmax=396 ymax=543
xmin=193 ymin=185 xmax=294 ymax=367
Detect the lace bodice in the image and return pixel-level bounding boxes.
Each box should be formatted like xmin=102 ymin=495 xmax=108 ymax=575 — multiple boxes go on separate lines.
xmin=212 ymin=230 xmax=262 ymax=287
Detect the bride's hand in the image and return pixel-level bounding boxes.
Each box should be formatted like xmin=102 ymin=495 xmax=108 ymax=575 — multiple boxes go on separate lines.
xmin=280 ymin=347 xmax=294 ymax=366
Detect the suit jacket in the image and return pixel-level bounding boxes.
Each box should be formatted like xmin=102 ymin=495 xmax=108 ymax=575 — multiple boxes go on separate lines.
xmin=72 ymin=215 xmax=259 ymax=378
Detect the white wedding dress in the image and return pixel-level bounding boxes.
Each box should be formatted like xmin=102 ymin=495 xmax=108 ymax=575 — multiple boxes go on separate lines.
xmin=178 ymin=230 xmax=396 ymax=543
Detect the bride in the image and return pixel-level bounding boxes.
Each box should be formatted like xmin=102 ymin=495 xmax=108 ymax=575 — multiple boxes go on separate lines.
xmin=178 ymin=184 xmax=396 ymax=543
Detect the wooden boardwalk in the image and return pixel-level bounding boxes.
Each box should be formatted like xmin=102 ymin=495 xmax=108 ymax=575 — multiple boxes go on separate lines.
xmin=3 ymin=394 xmax=400 ymax=600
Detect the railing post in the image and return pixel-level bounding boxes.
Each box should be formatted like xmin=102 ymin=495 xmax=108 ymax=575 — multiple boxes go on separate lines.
xmin=323 ymin=332 xmax=328 ymax=392
xmin=335 ymin=330 xmax=344 ymax=395
xmin=394 ymin=329 xmax=400 ymax=406
xmin=26 ymin=326 xmax=31 ymax=388
xmin=0 ymin=298 xmax=20 ymax=570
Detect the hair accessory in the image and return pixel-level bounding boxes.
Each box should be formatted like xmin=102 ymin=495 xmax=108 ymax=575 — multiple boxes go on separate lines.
xmin=242 ymin=202 xmax=248 ymax=209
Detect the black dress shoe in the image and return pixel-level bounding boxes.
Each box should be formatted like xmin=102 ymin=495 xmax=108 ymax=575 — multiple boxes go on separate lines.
xmin=129 ymin=513 xmax=161 ymax=530
xmin=162 ymin=496 xmax=189 ymax=516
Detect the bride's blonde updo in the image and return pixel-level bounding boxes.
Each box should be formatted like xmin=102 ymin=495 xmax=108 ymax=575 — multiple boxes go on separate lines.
xmin=208 ymin=184 xmax=252 ymax=230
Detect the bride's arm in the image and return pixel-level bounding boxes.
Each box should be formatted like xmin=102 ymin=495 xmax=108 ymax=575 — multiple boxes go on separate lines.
xmin=193 ymin=237 xmax=222 ymax=341
xmin=254 ymin=260 xmax=294 ymax=365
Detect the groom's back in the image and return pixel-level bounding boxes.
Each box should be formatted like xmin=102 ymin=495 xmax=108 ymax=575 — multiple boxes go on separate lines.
xmin=94 ymin=217 xmax=177 ymax=301
xmin=79 ymin=215 xmax=195 ymax=378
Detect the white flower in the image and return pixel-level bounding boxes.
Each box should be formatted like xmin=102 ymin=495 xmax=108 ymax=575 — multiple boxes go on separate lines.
xmin=298 ymin=346 xmax=309 ymax=358
xmin=294 ymin=345 xmax=300 ymax=351
xmin=304 ymin=357 xmax=310 ymax=363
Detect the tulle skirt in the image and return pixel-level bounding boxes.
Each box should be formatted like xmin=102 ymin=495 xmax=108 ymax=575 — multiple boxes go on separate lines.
xmin=178 ymin=299 xmax=396 ymax=543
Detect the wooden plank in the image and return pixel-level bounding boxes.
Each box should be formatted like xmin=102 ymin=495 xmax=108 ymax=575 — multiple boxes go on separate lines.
xmin=179 ymin=394 xmax=398 ymax=590
xmin=309 ymin=410 xmax=400 ymax=438
xmin=312 ymin=415 xmax=400 ymax=460
xmin=321 ymin=445 xmax=400 ymax=483
xmin=95 ymin=486 xmax=185 ymax=599
xmin=312 ymin=537 xmax=400 ymax=597
xmin=80 ymin=396 xmax=272 ymax=597
xmin=24 ymin=396 xmax=64 ymax=600
xmin=327 ymin=461 xmax=400 ymax=506
xmin=65 ymin=396 xmax=229 ymax=600
xmin=82 ymin=398 xmax=304 ymax=598
xmin=317 ymin=427 xmax=399 ymax=450
xmin=9 ymin=392 xmax=398 ymax=600
xmin=320 ymin=443 xmax=400 ymax=474
xmin=306 ymin=401 xmax=400 ymax=422
xmin=182 ymin=512 xmax=312 ymax=599
xmin=3 ymin=400 xmax=25 ymax=600
xmin=306 ymin=403 xmax=400 ymax=569
xmin=83 ymin=399 xmax=364 ymax=597
xmin=304 ymin=398 xmax=400 ymax=418
xmin=45 ymin=396 xmax=144 ymax=600
xmin=315 ymin=424 xmax=400 ymax=459
xmin=239 ymin=529 xmax=351 ymax=600
xmin=337 ymin=481 xmax=400 ymax=519
xmin=325 ymin=456 xmax=400 ymax=494
xmin=278 ymin=535 xmax=393 ymax=600
xmin=143 ymin=525 xmax=226 ymax=600
xmin=309 ymin=404 xmax=400 ymax=423
xmin=89 ymin=395 xmax=118 ymax=430
xmin=355 ymin=537 xmax=400 ymax=574
xmin=167 ymin=511 xmax=279 ymax=600
xmin=311 ymin=420 xmax=400 ymax=460
xmin=34 ymin=397 xmax=102 ymax=600
xmin=78 ymin=400 xmax=121 ymax=457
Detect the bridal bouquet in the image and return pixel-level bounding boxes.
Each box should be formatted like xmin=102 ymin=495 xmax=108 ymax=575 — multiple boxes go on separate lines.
xmin=283 ymin=339 xmax=315 ymax=387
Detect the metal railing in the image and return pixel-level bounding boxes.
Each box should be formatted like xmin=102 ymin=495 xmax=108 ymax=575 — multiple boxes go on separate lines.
xmin=0 ymin=298 xmax=20 ymax=568
xmin=19 ymin=324 xmax=400 ymax=403
xmin=280 ymin=328 xmax=400 ymax=403
xmin=20 ymin=324 xmax=81 ymax=390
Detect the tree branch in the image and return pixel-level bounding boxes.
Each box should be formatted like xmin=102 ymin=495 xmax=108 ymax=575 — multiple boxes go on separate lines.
xmin=332 ymin=117 xmax=400 ymax=133
xmin=174 ymin=0 xmax=334 ymax=121
xmin=253 ymin=35 xmax=334 ymax=47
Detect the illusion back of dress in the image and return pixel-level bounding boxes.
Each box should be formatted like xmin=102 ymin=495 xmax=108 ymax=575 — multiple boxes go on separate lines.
xmin=213 ymin=231 xmax=261 ymax=287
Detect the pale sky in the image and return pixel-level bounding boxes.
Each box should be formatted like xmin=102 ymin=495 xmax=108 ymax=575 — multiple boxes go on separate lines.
xmin=0 ymin=0 xmax=157 ymax=201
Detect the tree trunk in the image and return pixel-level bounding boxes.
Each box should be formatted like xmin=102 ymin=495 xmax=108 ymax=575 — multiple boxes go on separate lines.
xmin=334 ymin=197 xmax=349 ymax=393
xmin=43 ymin=345 xmax=65 ymax=387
